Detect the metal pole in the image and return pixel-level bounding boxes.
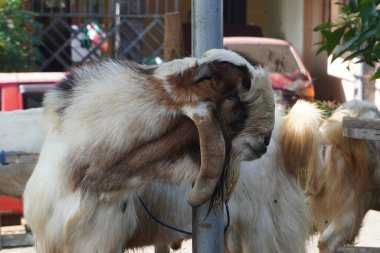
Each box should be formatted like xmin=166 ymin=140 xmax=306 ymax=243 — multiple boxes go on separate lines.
xmin=191 ymin=1 xmax=224 ymax=253
xmin=192 ymin=0 xmax=223 ymax=57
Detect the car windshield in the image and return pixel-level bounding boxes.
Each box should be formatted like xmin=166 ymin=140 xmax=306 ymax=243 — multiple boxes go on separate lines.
xmin=224 ymin=44 xmax=300 ymax=74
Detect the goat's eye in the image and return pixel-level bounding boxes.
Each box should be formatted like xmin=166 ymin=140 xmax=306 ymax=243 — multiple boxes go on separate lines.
xmin=226 ymin=92 xmax=238 ymax=100
xmin=226 ymin=95 xmax=236 ymax=100
xmin=242 ymin=78 xmax=251 ymax=90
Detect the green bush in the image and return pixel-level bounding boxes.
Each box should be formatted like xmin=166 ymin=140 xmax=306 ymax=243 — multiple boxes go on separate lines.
xmin=285 ymin=100 xmax=340 ymax=118
xmin=0 ymin=0 xmax=42 ymax=72
xmin=312 ymin=100 xmax=340 ymax=118
xmin=314 ymin=0 xmax=380 ymax=80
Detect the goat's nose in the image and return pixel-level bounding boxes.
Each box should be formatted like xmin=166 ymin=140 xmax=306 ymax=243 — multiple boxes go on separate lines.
xmin=264 ymin=133 xmax=271 ymax=146
xmin=259 ymin=145 xmax=267 ymax=154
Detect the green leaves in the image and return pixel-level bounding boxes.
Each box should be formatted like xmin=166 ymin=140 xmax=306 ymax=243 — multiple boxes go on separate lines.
xmin=349 ymin=0 xmax=359 ymax=11
xmin=314 ymin=22 xmax=333 ymax=31
xmin=315 ymin=0 xmax=380 ymax=80
xmin=324 ymin=27 xmax=347 ymax=56
xmin=0 ymin=0 xmax=42 ymax=72
xmin=371 ymin=67 xmax=380 ymax=80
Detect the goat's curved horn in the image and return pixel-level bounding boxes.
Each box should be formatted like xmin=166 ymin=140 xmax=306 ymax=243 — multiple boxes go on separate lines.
xmin=182 ymin=103 xmax=226 ymax=207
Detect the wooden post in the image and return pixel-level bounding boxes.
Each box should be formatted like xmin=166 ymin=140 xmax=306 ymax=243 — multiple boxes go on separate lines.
xmin=0 ymin=234 xmax=34 ymax=248
xmin=341 ymin=117 xmax=380 ymax=252
xmin=0 ymin=214 xmax=2 ymax=250
xmin=0 ymin=153 xmax=38 ymax=198
xmin=164 ymin=12 xmax=181 ymax=61
xmin=343 ymin=117 xmax=380 ymax=140
xmin=336 ymin=246 xmax=380 ymax=253
xmin=154 ymin=14 xmax=181 ymax=253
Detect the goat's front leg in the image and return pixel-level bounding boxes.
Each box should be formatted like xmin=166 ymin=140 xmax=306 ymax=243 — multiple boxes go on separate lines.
xmin=318 ymin=212 xmax=360 ymax=253
xmin=318 ymin=221 xmax=344 ymax=253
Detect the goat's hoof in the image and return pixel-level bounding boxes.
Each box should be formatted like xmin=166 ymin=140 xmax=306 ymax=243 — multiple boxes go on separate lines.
xmin=317 ymin=240 xmax=331 ymax=253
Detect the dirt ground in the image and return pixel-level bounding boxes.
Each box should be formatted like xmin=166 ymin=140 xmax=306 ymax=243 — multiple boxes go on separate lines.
xmin=2 ymin=210 xmax=380 ymax=253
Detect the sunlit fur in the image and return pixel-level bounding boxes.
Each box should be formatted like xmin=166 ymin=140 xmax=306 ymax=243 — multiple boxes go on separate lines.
xmin=282 ymin=100 xmax=380 ymax=253
xmin=122 ymin=106 xmax=310 ymax=253
xmin=280 ymin=100 xmax=323 ymax=187
xmin=23 ymin=49 xmax=274 ymax=253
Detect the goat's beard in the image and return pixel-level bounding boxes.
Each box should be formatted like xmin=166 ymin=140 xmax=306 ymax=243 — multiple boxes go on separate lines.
xmin=209 ymin=144 xmax=243 ymax=210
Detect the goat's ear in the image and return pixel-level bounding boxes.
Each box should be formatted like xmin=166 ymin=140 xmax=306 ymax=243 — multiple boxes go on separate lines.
xmin=182 ymin=103 xmax=225 ymax=207
xmin=192 ymin=62 xmax=215 ymax=83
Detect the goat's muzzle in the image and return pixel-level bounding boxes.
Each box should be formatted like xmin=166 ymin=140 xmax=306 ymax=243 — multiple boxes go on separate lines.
xmin=240 ymin=131 xmax=272 ymax=161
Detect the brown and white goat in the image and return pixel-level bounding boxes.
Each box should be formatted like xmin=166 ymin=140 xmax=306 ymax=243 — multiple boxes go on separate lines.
xmin=282 ymin=99 xmax=380 ymax=253
xmin=23 ymin=49 xmax=274 ymax=253
xmin=122 ymin=105 xmax=311 ymax=253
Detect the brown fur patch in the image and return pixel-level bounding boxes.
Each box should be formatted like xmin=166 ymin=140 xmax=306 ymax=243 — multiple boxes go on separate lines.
xmin=166 ymin=62 xmax=250 ymax=105
xmin=68 ymin=95 xmax=248 ymax=195
xmin=69 ymin=117 xmax=197 ymax=192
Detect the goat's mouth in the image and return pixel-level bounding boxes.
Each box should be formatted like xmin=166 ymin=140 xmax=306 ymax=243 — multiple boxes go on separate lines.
xmin=244 ymin=142 xmax=267 ymax=160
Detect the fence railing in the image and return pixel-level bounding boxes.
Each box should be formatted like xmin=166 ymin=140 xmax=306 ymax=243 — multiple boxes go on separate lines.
xmin=28 ymin=0 xmax=179 ymax=71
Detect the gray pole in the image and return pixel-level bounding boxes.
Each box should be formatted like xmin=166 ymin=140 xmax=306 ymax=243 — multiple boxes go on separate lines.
xmin=192 ymin=0 xmax=223 ymax=56
xmin=191 ymin=1 xmax=224 ymax=253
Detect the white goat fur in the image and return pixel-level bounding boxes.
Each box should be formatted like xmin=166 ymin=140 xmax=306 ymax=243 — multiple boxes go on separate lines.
xmin=123 ymin=106 xmax=311 ymax=253
xmin=23 ymin=49 xmax=274 ymax=253
xmin=283 ymin=100 xmax=380 ymax=253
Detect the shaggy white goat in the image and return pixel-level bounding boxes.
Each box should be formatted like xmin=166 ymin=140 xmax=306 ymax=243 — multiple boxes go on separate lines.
xmin=23 ymin=49 xmax=275 ymax=253
xmin=122 ymin=105 xmax=311 ymax=253
xmin=282 ymin=100 xmax=380 ymax=253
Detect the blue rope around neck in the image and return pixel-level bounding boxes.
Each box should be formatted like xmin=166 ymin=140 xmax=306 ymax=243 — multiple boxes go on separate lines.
xmin=137 ymin=195 xmax=230 ymax=236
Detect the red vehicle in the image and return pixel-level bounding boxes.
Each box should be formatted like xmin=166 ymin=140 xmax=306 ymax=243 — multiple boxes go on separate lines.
xmin=0 ymin=72 xmax=65 ymax=218
xmin=223 ymin=37 xmax=315 ymax=105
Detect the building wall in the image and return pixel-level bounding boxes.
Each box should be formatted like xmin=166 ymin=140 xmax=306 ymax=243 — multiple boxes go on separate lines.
xmin=246 ymin=0 xmax=269 ymax=34
xmin=246 ymin=0 xmax=304 ymax=56
xmin=267 ymin=0 xmax=304 ymax=55
xmin=303 ymin=0 xmax=346 ymax=102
